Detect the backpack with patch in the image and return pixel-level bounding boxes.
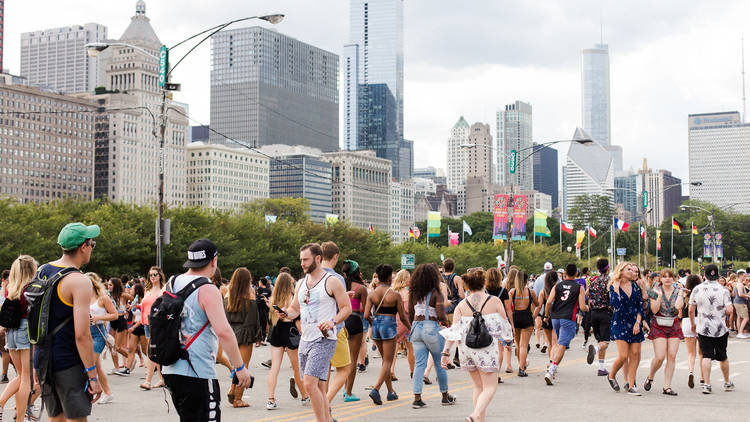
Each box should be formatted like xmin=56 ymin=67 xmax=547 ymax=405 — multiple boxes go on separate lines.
xmin=464 ymin=296 xmax=493 ymax=349
xmin=0 ymin=298 xmax=22 ymax=329
xmin=148 ymin=276 xmax=212 ymax=367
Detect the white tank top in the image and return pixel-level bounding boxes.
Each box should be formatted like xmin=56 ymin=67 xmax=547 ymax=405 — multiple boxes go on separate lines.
xmin=90 ymin=299 xmax=107 ymax=325
xmin=298 ymin=273 xmax=337 ymax=342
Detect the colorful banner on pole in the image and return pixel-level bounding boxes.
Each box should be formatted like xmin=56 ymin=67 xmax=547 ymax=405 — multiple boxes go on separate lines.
xmin=492 ymin=194 xmax=509 ymax=240
xmin=511 ymin=195 xmax=527 ymax=241
xmin=534 ymin=211 xmax=551 ymax=237
xmin=656 ymin=230 xmax=662 ymax=251
xmin=715 ymin=233 xmax=723 ymax=258
xmin=576 ymin=230 xmax=585 ymax=247
xmin=325 ymin=214 xmax=338 ymax=227
xmin=427 ymin=211 xmax=441 ymax=238
xmin=703 ymin=233 xmax=712 ymax=258
xmin=449 ymin=231 xmax=459 ymax=246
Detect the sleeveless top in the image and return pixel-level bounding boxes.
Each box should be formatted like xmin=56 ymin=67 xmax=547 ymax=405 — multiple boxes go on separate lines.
xmin=162 ymin=274 xmax=219 ymax=380
xmin=38 ymin=263 xmax=81 ymax=372
xmin=550 ymin=279 xmax=581 ymax=321
xmin=656 ymin=285 xmax=680 ymax=317
xmin=298 ymin=272 xmax=337 ymax=342
xmin=90 ymin=299 xmax=107 ymax=323
xmin=414 ymin=291 xmax=437 ymax=318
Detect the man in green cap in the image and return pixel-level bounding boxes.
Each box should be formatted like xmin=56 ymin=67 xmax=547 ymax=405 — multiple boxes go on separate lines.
xmin=37 ymin=222 xmax=102 ymax=421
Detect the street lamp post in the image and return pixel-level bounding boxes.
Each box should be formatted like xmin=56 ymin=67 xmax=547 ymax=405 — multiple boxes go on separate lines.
xmin=86 ymin=14 xmax=283 ymax=268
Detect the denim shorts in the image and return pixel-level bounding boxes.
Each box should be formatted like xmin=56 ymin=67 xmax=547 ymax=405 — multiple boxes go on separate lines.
xmin=357 ymin=312 xmax=370 ymax=332
xmin=90 ymin=324 xmax=106 ymax=355
xmin=552 ymin=318 xmax=577 ymax=348
xmin=144 ymin=324 xmax=150 ymax=339
xmin=371 ymin=314 xmax=397 ymax=340
xmin=6 ymin=318 xmax=30 ymax=351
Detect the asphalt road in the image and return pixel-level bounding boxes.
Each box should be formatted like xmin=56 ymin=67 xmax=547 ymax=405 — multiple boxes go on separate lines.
xmin=5 ymin=332 xmax=750 ymax=421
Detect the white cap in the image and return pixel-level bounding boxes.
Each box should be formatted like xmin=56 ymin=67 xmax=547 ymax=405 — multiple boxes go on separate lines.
xmin=544 ymin=262 xmax=553 ymax=271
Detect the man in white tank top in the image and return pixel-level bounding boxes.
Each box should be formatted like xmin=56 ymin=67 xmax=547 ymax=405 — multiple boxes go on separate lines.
xmin=280 ymin=243 xmax=351 ymax=422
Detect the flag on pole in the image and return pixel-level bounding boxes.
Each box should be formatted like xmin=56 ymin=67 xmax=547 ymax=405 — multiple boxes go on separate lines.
xmin=408 ymin=227 xmax=416 ymax=239
xmin=561 ymin=221 xmax=574 ymax=234
xmin=449 ymin=231 xmax=459 ymax=246
xmin=588 ymin=226 xmax=597 ymax=239
xmin=614 ymin=218 xmax=629 ymax=232
xmin=672 ymin=218 xmax=683 ymax=233
xmin=463 ymin=220 xmax=473 ymax=236
xmin=368 ymin=224 xmax=375 ymax=234
xmin=640 ymin=225 xmax=647 ymax=239
xmin=534 ymin=211 xmax=551 ymax=237
xmin=576 ymin=230 xmax=586 ymax=247
xmin=414 ymin=226 xmax=421 ymax=239
xmin=691 ymin=223 xmax=698 ymax=235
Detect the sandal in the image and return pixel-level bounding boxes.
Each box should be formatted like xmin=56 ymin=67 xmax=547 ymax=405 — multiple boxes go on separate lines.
xmin=662 ymin=387 xmax=678 ymax=396
xmin=644 ymin=378 xmax=653 ymax=392
xmin=152 ymin=381 xmax=166 ymax=388
xmin=139 ymin=382 xmax=152 ymax=390
xmin=233 ymin=399 xmax=250 ymax=408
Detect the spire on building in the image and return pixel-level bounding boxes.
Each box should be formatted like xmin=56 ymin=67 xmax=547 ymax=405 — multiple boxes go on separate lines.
xmin=120 ymin=1 xmax=161 ymax=44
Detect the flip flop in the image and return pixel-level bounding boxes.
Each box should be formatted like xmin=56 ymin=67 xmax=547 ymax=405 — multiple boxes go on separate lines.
xmin=139 ymin=382 xmax=152 ymax=390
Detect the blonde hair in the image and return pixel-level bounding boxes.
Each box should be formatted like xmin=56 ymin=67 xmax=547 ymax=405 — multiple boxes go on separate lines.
xmin=270 ymin=273 xmax=295 ymax=325
xmin=7 ymin=255 xmax=38 ymax=300
xmin=609 ymin=261 xmax=636 ymax=288
xmin=505 ymin=267 xmax=518 ymax=290
xmin=392 ymin=269 xmax=410 ymax=291
xmin=85 ymin=272 xmax=106 ymax=299
xmin=485 ymin=267 xmax=503 ymax=290
xmin=512 ymin=271 xmax=526 ymax=298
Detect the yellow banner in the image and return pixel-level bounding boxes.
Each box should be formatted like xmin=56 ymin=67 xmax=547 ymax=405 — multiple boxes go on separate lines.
xmin=576 ymin=230 xmax=585 ymax=246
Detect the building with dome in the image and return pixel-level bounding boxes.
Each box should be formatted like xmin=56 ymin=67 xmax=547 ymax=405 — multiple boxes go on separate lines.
xmin=80 ymin=1 xmax=189 ymax=205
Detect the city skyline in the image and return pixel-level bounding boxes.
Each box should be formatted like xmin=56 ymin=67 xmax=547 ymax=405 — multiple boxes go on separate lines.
xmin=4 ymin=0 xmax=750 ymax=192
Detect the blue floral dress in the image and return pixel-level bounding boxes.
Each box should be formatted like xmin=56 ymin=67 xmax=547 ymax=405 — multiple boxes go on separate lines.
xmin=609 ymin=282 xmax=645 ymax=343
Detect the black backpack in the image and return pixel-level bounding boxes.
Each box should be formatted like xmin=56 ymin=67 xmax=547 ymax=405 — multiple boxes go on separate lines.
xmin=148 ymin=276 xmax=212 ymax=367
xmin=0 ymin=298 xmax=22 ymax=329
xmin=464 ymin=296 xmax=493 ymax=349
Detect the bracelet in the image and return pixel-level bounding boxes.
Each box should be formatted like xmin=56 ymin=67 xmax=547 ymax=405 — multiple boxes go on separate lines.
xmin=441 ymin=352 xmax=450 ymax=357
xmin=88 ymin=376 xmax=98 ymax=382
xmin=231 ymin=363 xmax=245 ymax=378
xmin=85 ymin=364 xmax=97 ymax=372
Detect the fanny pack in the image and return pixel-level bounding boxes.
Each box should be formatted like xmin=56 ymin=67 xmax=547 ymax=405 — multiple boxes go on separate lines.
xmin=654 ymin=315 xmax=675 ymax=327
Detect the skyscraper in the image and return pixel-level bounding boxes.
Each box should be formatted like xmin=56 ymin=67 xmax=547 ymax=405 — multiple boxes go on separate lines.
xmin=210 ymin=26 xmax=339 ymax=152
xmin=581 ymin=44 xmax=611 ymax=147
xmin=0 ymin=1 xmax=4 ymax=71
xmin=446 ymin=116 xmax=470 ymax=193
xmin=20 ymin=23 xmax=108 ymax=93
xmin=563 ymin=127 xmax=614 ymax=219
xmin=343 ymin=0 xmax=410 ymax=180
xmin=497 ymin=101 xmax=533 ymax=189
xmin=688 ymin=111 xmax=750 ymax=214
xmin=532 ymin=143 xmax=559 ymax=210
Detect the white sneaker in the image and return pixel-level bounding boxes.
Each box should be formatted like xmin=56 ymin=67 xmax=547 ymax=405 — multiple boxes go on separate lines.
xmin=266 ymin=400 xmax=277 ymax=410
xmin=98 ymin=393 xmax=114 ymax=404
xmin=737 ymin=333 xmax=748 ymax=339
xmin=544 ymin=372 xmax=554 ymax=385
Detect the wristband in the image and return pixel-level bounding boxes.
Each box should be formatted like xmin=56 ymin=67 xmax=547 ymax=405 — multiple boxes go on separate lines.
xmin=85 ymin=364 xmax=97 ymax=372
xmin=441 ymin=352 xmax=450 ymax=357
xmin=231 ymin=363 xmax=245 ymax=379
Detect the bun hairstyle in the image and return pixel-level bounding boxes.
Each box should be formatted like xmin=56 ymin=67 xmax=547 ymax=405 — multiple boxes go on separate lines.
xmin=374 ymin=264 xmax=393 ymax=284
xmin=464 ymin=268 xmax=486 ymax=291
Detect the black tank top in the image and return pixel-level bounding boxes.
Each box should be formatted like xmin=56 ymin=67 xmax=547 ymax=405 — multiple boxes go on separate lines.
xmin=38 ymin=263 xmax=82 ymax=372
xmin=550 ymin=280 xmax=581 ymax=321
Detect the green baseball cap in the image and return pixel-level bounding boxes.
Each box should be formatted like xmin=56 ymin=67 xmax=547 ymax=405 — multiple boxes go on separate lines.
xmin=57 ymin=222 xmax=100 ymax=250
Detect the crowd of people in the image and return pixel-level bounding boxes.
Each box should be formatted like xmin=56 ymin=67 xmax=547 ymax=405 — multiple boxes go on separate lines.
xmin=0 ymin=221 xmax=744 ymax=422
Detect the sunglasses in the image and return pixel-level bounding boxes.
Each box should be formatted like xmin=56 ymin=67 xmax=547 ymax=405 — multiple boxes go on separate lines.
xmin=303 ymin=289 xmax=311 ymax=305
xmin=149 ymin=273 xmax=159 ymax=277
xmin=88 ymin=240 xmax=96 ymax=249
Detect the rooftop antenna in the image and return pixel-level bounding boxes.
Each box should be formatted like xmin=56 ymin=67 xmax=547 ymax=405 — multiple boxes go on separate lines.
xmin=600 ymin=7 xmax=604 ymax=45
xmin=743 ymin=34 xmax=746 ymax=123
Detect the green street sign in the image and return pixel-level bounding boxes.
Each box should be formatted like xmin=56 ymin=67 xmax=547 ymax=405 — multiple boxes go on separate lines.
xmin=643 ymin=190 xmax=649 ymax=208
xmin=509 ymin=149 xmax=517 ymax=174
xmin=401 ymin=254 xmax=415 ymax=270
xmin=158 ymin=45 xmax=169 ymax=88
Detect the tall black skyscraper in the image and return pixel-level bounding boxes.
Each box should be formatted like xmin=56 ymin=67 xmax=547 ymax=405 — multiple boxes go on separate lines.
xmin=533 ymin=143 xmax=559 ymax=210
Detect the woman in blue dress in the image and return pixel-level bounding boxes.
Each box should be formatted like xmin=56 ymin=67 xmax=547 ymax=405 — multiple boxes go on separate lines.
xmin=606 ymin=262 xmax=645 ymax=396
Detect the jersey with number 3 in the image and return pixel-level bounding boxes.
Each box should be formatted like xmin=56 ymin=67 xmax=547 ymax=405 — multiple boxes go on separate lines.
xmin=550 ymin=280 xmax=581 ymax=321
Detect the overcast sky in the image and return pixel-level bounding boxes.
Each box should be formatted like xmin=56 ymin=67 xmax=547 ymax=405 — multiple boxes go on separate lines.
xmin=5 ymin=0 xmax=749 ymax=195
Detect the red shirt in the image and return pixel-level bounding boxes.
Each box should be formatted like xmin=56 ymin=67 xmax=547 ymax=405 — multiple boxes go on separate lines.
xmin=4 ymin=288 xmax=29 ymax=319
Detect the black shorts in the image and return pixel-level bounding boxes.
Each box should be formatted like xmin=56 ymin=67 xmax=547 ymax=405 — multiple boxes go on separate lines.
xmin=513 ymin=309 xmax=535 ymax=329
xmin=110 ymin=315 xmax=128 ymax=332
xmin=131 ymin=324 xmax=145 ymax=337
xmin=269 ymin=320 xmax=299 ymax=350
xmin=698 ymin=333 xmax=728 ymax=362
xmin=345 ymin=313 xmax=364 ymax=336
xmin=541 ymin=317 xmax=553 ymax=330
xmin=42 ymin=364 xmax=92 ymax=420
xmin=591 ymin=309 xmax=612 ymax=343
xmin=164 ymin=374 xmax=221 ymax=422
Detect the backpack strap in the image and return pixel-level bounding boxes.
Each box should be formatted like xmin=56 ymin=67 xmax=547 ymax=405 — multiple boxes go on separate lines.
xmin=479 ymin=295 xmax=492 ymax=313
xmin=375 ymin=287 xmax=392 ymax=314
xmin=175 ymin=277 xmax=213 ymax=348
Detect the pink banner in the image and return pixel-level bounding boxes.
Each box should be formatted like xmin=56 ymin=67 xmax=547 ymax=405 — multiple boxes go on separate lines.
xmin=493 ymin=194 xmax=509 ymax=239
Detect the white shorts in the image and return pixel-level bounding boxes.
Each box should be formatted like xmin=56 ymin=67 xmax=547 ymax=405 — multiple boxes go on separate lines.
xmin=681 ymin=319 xmax=696 ymax=338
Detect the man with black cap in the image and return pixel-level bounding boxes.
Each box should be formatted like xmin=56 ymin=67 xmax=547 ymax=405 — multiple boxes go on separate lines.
xmin=689 ymin=264 xmax=735 ymax=394
xmin=36 ymin=222 xmax=102 ymax=421
xmin=162 ymin=239 xmax=251 ymax=422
